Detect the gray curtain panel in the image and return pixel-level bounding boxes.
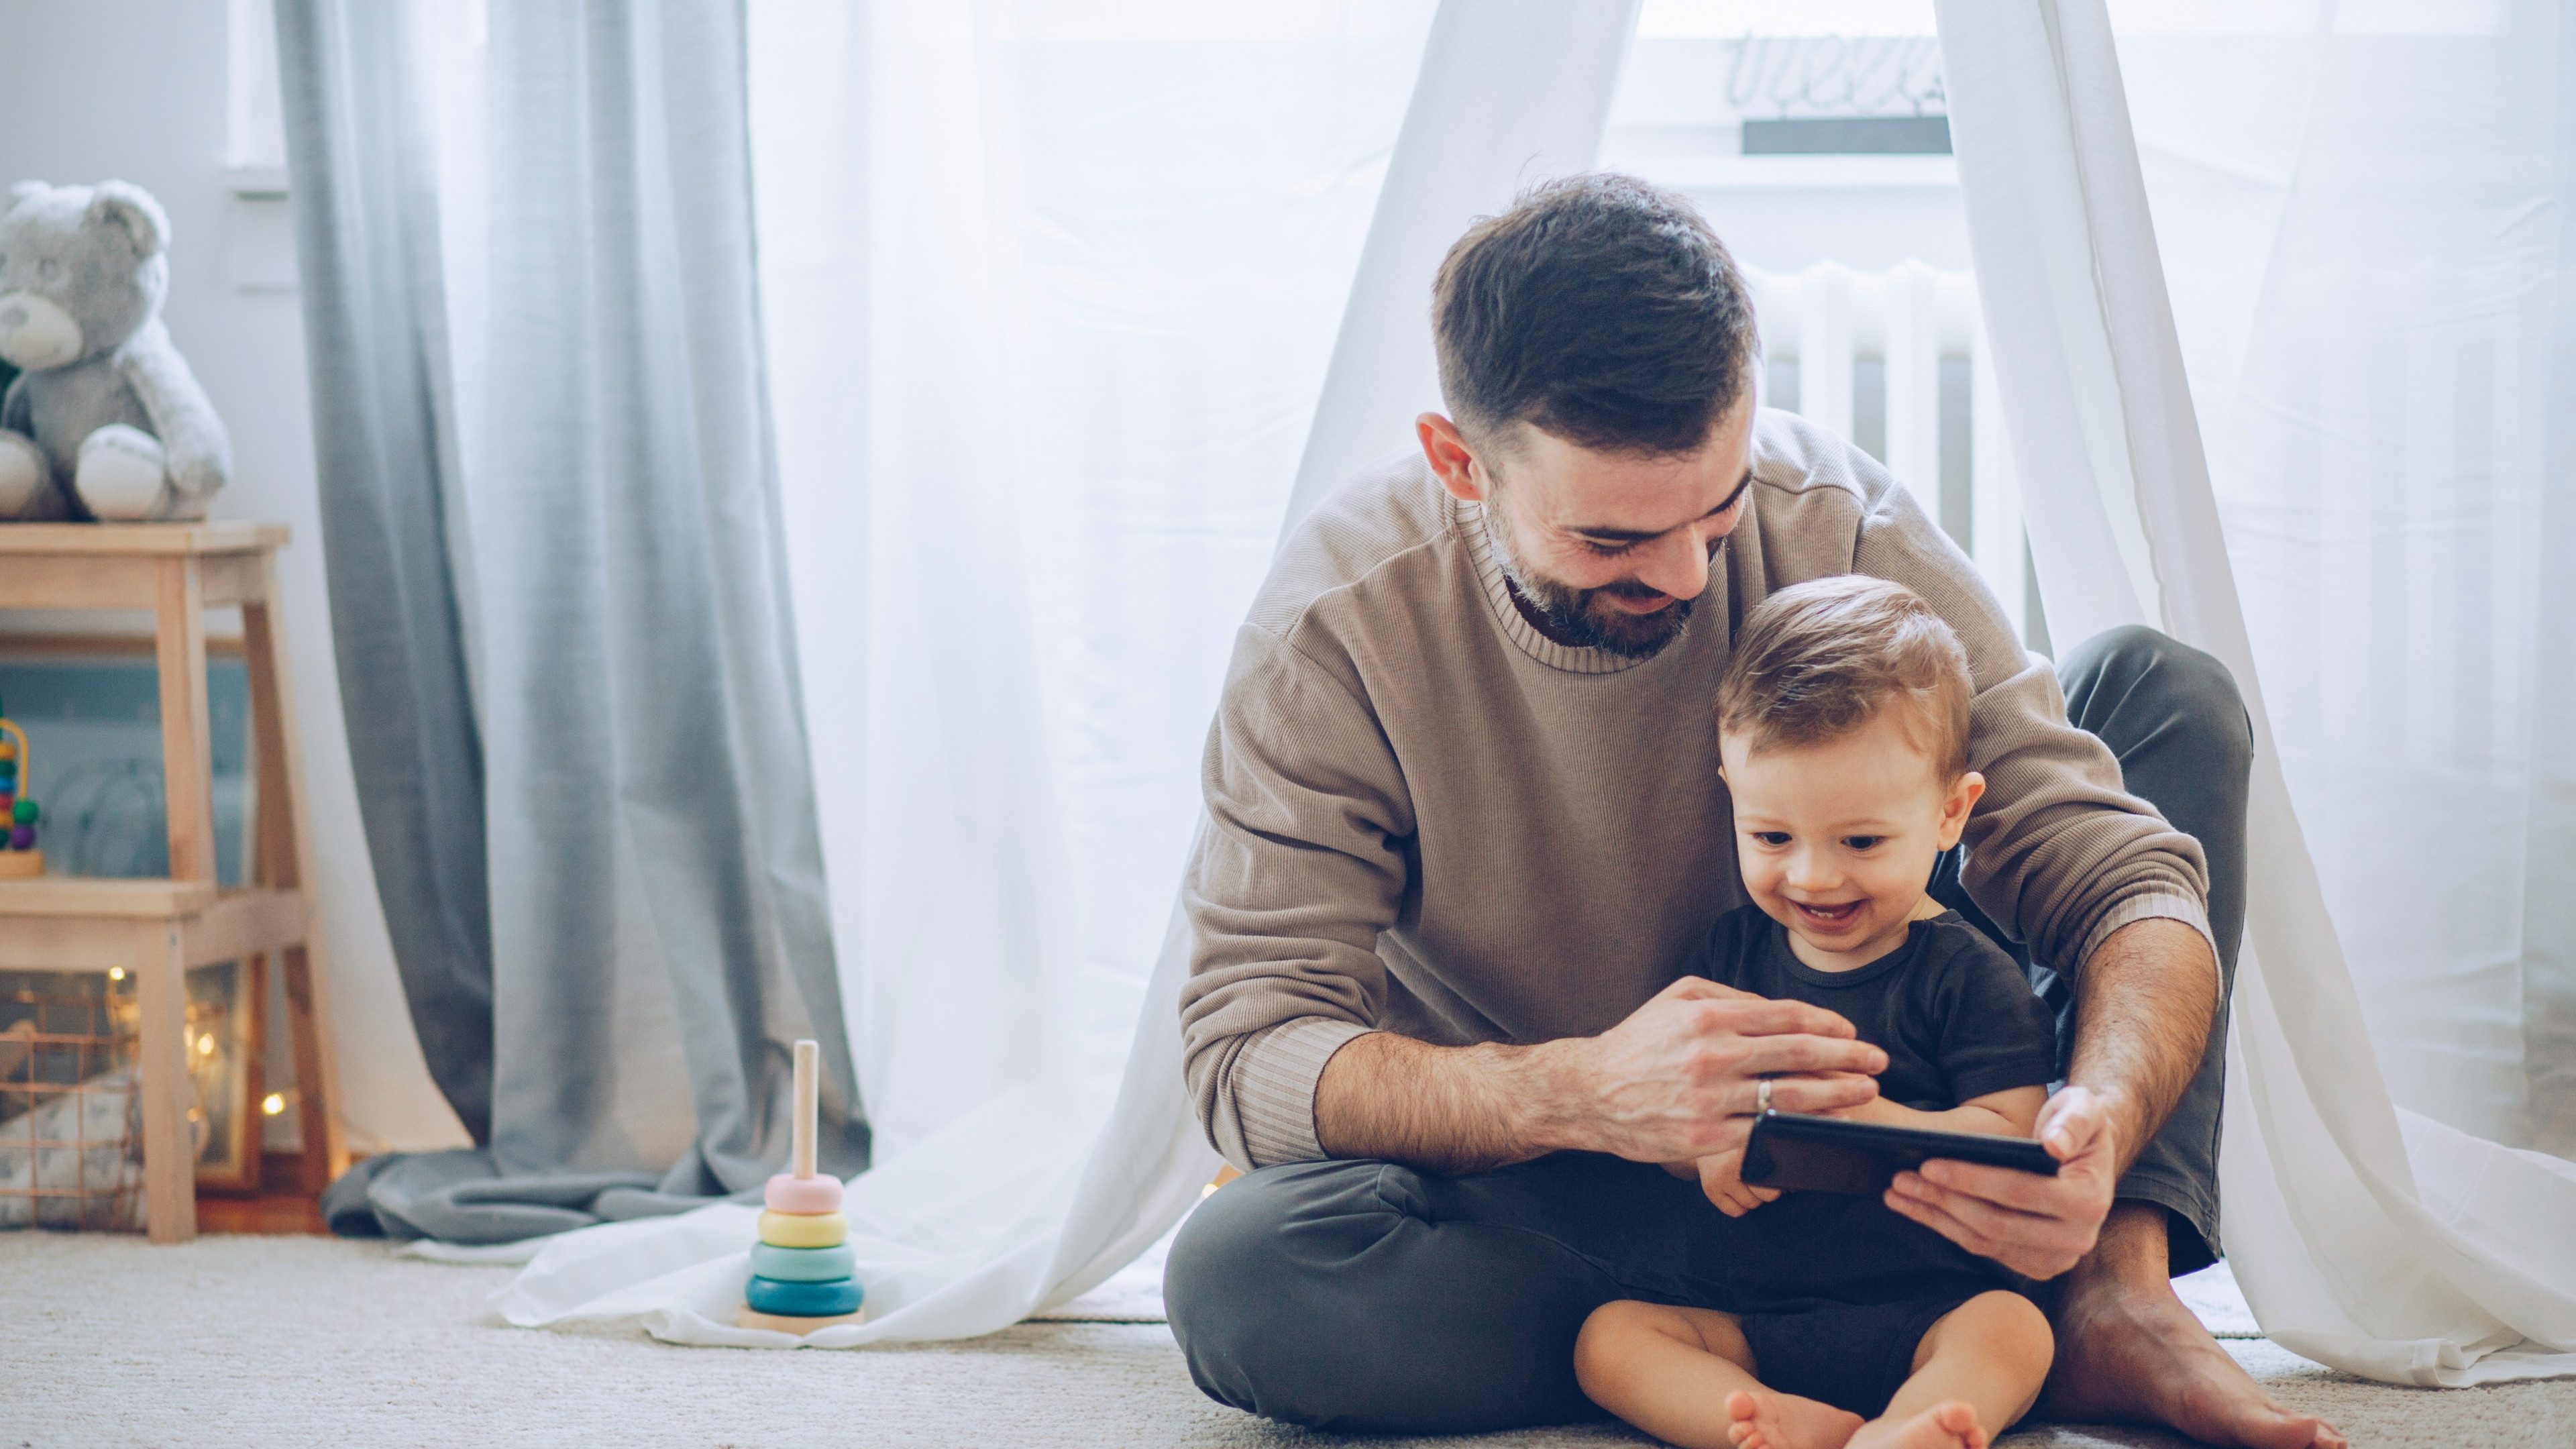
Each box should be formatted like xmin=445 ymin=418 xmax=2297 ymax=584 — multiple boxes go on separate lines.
xmin=278 ymin=0 xmax=869 ymax=1244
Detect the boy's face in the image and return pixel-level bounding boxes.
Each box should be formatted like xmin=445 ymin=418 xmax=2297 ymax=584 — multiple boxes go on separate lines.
xmin=1720 ymin=706 xmax=1984 ymax=968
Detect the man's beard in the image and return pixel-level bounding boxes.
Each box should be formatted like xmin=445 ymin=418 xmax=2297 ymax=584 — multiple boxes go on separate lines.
xmin=1481 ymin=506 xmax=1701 ymax=659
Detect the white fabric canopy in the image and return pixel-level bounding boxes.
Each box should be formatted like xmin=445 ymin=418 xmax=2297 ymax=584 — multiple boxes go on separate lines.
xmin=1937 ymin=0 xmax=2576 ymax=1386
xmin=490 ymin=0 xmax=1638 ymax=1345
xmin=492 ymin=0 xmax=2576 ymax=1379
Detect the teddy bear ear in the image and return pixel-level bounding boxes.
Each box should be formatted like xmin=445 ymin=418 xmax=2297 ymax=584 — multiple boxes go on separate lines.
xmin=7 ymin=180 xmax=47 ymax=210
xmin=87 ymin=180 xmax=170 ymax=258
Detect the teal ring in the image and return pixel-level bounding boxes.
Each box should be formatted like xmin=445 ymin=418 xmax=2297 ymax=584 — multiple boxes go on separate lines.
xmin=750 ymin=1241 xmax=857 ymax=1283
xmin=745 ymin=1275 xmax=863 ymax=1317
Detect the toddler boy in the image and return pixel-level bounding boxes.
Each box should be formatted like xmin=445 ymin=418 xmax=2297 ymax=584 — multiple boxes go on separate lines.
xmin=1574 ymin=575 xmax=2063 ymax=1449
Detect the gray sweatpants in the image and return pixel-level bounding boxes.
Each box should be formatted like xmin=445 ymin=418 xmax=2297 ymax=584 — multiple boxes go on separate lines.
xmin=1165 ymin=626 xmax=2253 ymax=1433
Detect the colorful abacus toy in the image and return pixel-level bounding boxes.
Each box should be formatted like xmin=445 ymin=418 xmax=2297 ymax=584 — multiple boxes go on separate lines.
xmin=740 ymin=1038 xmax=865 ymax=1333
xmin=0 ymin=700 xmax=42 ymax=879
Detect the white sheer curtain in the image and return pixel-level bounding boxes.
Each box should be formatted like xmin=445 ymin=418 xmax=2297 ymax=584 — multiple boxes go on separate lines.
xmin=492 ymin=0 xmax=1644 ymax=1344
xmin=1937 ymin=0 xmax=2576 ymax=1386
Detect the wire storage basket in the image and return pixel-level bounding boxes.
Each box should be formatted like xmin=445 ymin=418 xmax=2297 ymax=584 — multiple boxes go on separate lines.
xmin=0 ymin=969 xmax=146 ymax=1232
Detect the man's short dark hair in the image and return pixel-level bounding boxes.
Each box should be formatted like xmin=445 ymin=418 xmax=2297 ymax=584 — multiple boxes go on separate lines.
xmin=1433 ymin=173 xmax=1757 ymax=458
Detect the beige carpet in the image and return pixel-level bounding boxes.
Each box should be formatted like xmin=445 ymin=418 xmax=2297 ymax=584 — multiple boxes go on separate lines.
xmin=3 ymin=1233 xmax=2570 ymax=1448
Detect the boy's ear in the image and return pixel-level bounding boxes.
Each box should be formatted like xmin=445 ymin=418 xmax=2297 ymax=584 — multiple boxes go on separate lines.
xmin=1938 ymin=769 xmax=1986 ymax=848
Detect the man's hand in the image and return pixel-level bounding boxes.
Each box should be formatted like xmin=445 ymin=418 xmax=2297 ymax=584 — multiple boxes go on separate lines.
xmin=1882 ymin=1083 xmax=2121 ymax=1279
xmin=1694 ymin=1146 xmax=1780 ymax=1218
xmin=1313 ymin=975 xmax=1887 ymax=1176
xmin=1548 ymin=976 xmax=1886 ymax=1163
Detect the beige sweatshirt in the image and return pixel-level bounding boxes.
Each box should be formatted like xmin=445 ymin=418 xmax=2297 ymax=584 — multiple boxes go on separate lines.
xmin=1180 ymin=409 xmax=2211 ymax=1171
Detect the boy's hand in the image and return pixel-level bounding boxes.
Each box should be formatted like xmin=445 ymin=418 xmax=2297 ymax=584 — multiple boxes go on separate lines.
xmin=1696 ymin=1147 xmax=1782 ymax=1217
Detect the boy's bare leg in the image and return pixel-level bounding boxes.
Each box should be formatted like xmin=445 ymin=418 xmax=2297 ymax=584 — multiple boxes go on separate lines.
xmin=1575 ymin=1301 xmax=1864 ymax=1449
xmin=1849 ymin=1291 xmax=2053 ymax=1449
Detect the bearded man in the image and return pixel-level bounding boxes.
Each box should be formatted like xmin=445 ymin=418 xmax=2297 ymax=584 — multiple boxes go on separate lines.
xmin=1165 ymin=174 xmax=2342 ymax=1449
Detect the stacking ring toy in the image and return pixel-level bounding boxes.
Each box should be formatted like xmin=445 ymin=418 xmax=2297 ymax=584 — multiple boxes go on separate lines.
xmin=751 ymin=1241 xmax=858 ymax=1283
xmin=764 ymin=1172 xmax=843 ymax=1215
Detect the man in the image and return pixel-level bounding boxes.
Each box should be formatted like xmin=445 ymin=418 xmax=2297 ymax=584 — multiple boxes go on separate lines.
xmin=1166 ymin=174 xmax=2341 ymax=1449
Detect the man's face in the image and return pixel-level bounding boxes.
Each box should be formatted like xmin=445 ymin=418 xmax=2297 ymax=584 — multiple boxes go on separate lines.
xmin=1420 ymin=395 xmax=1757 ymax=659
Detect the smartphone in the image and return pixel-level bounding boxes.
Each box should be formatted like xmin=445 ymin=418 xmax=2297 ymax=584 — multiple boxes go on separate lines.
xmin=1739 ymin=1110 xmax=2060 ymax=1197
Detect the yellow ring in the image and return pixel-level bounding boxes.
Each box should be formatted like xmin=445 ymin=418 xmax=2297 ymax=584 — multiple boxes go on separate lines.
xmin=758 ymin=1209 xmax=848 ymax=1250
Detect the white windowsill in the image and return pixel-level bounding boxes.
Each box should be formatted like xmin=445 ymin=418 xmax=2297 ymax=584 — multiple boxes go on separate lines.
xmin=1635 ymin=154 xmax=1959 ymax=191
xmin=224 ymin=164 xmax=290 ymax=199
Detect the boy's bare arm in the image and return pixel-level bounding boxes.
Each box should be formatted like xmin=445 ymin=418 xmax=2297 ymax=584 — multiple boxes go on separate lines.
xmin=1831 ymin=1084 xmax=2045 ymax=1139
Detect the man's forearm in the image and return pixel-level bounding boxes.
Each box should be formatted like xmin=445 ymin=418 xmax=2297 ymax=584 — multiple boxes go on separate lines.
xmin=2066 ymin=916 xmax=2220 ymax=1176
xmin=1311 ymin=1030 xmax=1580 ymax=1175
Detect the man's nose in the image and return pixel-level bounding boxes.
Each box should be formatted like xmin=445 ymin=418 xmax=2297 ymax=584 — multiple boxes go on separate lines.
xmin=1636 ymin=528 xmax=1712 ymax=602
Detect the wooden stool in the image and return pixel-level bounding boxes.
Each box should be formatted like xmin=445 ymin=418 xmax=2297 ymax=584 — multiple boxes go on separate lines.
xmin=0 ymin=523 xmax=345 ymax=1242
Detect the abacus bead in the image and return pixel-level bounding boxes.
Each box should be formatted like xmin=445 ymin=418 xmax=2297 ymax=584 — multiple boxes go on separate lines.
xmin=756 ymin=1209 xmax=847 ymax=1249
xmin=8 ymin=825 xmax=30 ymax=851
xmin=750 ymin=1242 xmax=857 ymax=1283
xmin=11 ymin=798 xmax=34 ymax=824
xmin=744 ymin=1275 xmax=863 ymax=1317
xmin=764 ymin=1173 xmax=843 ymax=1214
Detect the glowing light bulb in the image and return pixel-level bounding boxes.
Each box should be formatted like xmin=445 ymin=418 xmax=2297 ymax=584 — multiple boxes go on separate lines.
xmin=261 ymin=1092 xmax=285 ymax=1116
xmin=196 ymin=1033 xmax=216 ymax=1057
xmin=108 ymin=967 xmax=125 ymax=981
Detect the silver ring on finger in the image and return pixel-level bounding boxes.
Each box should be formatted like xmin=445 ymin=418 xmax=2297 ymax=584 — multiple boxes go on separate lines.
xmin=1756 ymin=1077 xmax=1773 ymax=1116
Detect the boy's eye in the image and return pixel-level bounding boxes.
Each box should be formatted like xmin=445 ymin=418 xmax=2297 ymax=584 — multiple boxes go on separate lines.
xmin=1841 ymin=836 xmax=1884 ymax=851
xmin=1752 ymin=831 xmax=1791 ymax=847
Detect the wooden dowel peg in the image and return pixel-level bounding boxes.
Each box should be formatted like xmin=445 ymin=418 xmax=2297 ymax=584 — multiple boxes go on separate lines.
xmin=792 ymin=1038 xmax=818 ymax=1181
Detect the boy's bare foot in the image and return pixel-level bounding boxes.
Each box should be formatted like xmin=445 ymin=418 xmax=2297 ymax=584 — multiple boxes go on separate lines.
xmin=1846 ymin=1401 xmax=1986 ymax=1449
xmin=1724 ymin=1387 xmax=1867 ymax=1449
xmin=2045 ymin=1209 xmax=2347 ymax=1449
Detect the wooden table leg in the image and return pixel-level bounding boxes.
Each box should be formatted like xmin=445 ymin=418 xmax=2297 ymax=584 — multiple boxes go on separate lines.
xmin=134 ymin=926 xmax=198 ymax=1243
xmin=154 ymin=556 xmax=217 ymax=886
xmin=243 ymin=561 xmax=347 ymax=1183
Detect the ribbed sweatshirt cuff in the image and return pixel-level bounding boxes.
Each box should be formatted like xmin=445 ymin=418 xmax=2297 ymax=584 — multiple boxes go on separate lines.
xmin=2075 ymin=891 xmax=2218 ymax=983
xmin=1231 ymin=1017 xmax=1375 ymax=1168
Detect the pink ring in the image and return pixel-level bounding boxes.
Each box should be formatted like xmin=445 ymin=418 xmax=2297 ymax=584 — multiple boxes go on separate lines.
xmin=764 ymin=1173 xmax=844 ymax=1214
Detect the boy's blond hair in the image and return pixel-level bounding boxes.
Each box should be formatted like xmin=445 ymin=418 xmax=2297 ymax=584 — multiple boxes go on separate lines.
xmin=1717 ymin=575 xmax=1974 ymax=780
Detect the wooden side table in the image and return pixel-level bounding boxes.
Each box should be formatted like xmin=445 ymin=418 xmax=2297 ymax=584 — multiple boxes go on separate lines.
xmin=0 ymin=523 xmax=345 ymax=1242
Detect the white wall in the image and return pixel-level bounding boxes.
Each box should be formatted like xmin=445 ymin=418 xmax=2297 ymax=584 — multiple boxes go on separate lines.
xmin=0 ymin=0 xmax=466 ymax=1154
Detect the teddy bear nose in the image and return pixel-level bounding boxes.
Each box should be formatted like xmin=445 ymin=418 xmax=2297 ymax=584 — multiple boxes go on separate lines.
xmin=0 ymin=304 xmax=24 ymax=329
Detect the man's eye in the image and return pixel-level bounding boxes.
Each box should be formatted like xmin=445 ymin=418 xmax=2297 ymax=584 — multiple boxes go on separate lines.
xmin=1842 ymin=836 xmax=1884 ymax=851
xmin=1579 ymin=538 xmax=1639 ymax=558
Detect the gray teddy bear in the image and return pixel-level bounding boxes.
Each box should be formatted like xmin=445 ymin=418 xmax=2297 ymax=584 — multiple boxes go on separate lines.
xmin=0 ymin=180 xmax=229 ymax=522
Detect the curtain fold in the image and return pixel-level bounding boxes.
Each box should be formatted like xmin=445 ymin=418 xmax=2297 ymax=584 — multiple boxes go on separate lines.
xmin=274 ymin=0 xmax=495 ymax=1147
xmin=1937 ymin=0 xmax=2576 ymax=1387
xmin=488 ymin=0 xmax=1640 ymax=1344
xmin=279 ymin=0 xmax=865 ymax=1244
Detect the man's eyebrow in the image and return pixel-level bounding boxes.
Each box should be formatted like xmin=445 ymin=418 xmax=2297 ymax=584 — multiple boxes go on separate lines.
xmin=1568 ymin=468 xmax=1754 ymax=542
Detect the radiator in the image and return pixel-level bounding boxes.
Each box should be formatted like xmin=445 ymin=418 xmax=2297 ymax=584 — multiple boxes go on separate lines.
xmin=1743 ymin=262 xmax=2029 ymax=643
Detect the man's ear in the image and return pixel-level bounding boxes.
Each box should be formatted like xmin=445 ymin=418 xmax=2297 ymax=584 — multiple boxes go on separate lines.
xmin=1416 ymin=412 xmax=1486 ymax=503
xmin=1938 ymin=769 xmax=1986 ymax=849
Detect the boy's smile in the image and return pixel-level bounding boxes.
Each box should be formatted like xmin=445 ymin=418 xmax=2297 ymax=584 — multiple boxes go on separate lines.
xmin=1721 ymin=706 xmax=1984 ymax=973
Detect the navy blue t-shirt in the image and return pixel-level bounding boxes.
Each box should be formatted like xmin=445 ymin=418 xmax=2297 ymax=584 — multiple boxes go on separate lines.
xmin=1694 ymin=904 xmax=2059 ymax=1111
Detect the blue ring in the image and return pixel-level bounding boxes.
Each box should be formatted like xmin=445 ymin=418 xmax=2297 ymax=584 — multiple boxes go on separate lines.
xmin=745 ymin=1275 xmax=863 ymax=1317
xmin=749 ymin=1242 xmax=857 ymax=1283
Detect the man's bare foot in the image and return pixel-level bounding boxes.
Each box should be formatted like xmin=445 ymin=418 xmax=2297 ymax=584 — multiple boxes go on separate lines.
xmin=2045 ymin=1208 xmax=2346 ymax=1448
xmin=1725 ymin=1387 xmax=1866 ymax=1449
xmin=1847 ymin=1401 xmax=1987 ymax=1449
